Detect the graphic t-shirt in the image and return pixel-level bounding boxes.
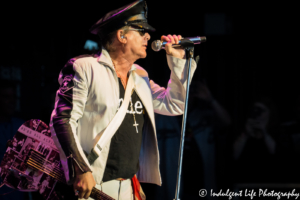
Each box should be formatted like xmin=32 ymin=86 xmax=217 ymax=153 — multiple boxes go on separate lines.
xmin=103 ymin=78 xmax=145 ymax=182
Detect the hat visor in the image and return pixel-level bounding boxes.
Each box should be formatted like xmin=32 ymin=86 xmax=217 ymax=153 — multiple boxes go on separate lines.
xmin=131 ymin=22 xmax=156 ymax=32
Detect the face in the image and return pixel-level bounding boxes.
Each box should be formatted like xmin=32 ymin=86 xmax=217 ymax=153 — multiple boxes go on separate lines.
xmin=124 ymin=29 xmax=150 ymax=60
xmin=245 ymin=102 xmax=270 ymax=139
xmin=250 ymin=102 xmax=270 ymax=122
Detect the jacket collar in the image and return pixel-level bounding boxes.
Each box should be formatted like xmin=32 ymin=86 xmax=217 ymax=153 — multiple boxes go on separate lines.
xmin=97 ymin=48 xmax=137 ymax=72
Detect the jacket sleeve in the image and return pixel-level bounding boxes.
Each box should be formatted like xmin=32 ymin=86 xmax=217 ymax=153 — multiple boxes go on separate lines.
xmin=49 ymin=58 xmax=92 ymax=184
xmin=151 ymin=54 xmax=197 ymax=115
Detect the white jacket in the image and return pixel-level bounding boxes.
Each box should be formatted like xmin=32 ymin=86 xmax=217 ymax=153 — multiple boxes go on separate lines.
xmin=50 ymin=49 xmax=196 ymax=186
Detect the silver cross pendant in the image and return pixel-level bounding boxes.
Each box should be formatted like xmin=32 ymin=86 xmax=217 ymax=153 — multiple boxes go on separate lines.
xmin=133 ymin=122 xmax=139 ymax=133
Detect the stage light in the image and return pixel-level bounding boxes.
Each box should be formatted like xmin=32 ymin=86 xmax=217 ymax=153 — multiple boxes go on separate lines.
xmin=84 ymin=40 xmax=99 ymax=51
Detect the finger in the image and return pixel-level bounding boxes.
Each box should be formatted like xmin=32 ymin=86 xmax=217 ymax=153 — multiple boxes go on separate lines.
xmin=161 ymin=35 xmax=170 ymax=42
xmin=164 ymin=35 xmax=173 ymax=50
xmin=84 ymin=189 xmax=92 ymax=199
xmin=77 ymin=187 xmax=85 ymax=199
xmin=79 ymin=191 xmax=85 ymax=199
xmin=178 ymin=35 xmax=183 ymax=40
xmin=173 ymin=35 xmax=179 ymax=44
xmin=167 ymin=34 xmax=175 ymax=44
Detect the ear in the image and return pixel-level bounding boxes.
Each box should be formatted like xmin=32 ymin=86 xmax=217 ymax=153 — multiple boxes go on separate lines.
xmin=117 ymin=29 xmax=127 ymax=44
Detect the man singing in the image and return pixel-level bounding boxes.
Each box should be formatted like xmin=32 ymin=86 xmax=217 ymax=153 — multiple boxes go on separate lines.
xmin=50 ymin=0 xmax=197 ymax=199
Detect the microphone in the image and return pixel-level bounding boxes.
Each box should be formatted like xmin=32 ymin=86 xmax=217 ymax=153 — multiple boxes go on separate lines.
xmin=151 ymin=36 xmax=206 ymax=52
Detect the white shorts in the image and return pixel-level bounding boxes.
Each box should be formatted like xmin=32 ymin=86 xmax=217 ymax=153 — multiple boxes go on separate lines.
xmin=79 ymin=179 xmax=133 ymax=200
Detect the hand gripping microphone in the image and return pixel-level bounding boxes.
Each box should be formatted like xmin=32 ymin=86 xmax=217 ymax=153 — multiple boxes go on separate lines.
xmin=151 ymin=36 xmax=206 ymax=51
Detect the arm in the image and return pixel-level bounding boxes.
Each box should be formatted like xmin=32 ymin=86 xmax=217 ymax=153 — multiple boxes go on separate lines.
xmin=191 ymin=81 xmax=231 ymax=127
xmin=211 ymin=100 xmax=232 ymax=127
xmin=246 ymin=118 xmax=276 ymax=154
xmin=263 ymin=131 xmax=276 ymax=154
xmin=49 ymin=58 xmax=95 ymax=198
xmin=233 ymin=132 xmax=248 ymax=160
xmin=151 ymin=35 xmax=197 ymax=115
xmin=73 ymin=163 xmax=96 ymax=199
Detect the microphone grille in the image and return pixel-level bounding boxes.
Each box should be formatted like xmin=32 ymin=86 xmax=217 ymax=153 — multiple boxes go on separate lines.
xmin=151 ymin=40 xmax=162 ymax=52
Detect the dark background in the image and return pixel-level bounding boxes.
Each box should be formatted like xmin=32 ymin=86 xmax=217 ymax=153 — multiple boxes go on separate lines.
xmin=0 ymin=1 xmax=297 ymax=198
xmin=0 ymin=1 xmax=295 ymax=126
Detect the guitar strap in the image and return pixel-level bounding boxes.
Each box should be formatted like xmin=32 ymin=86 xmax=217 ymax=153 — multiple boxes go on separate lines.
xmin=87 ymin=73 xmax=135 ymax=165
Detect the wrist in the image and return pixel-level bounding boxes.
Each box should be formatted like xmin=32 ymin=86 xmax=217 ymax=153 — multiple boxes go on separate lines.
xmin=74 ymin=163 xmax=83 ymax=174
xmin=166 ymin=50 xmax=186 ymax=59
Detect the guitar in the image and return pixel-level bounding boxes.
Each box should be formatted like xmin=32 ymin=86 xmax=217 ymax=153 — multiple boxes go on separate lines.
xmin=0 ymin=119 xmax=115 ymax=200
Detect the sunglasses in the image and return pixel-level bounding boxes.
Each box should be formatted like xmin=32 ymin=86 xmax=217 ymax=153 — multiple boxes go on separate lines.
xmin=127 ymin=28 xmax=146 ymax=36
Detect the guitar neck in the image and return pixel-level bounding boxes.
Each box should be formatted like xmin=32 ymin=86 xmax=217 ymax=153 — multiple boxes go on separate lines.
xmin=2 ymin=119 xmax=116 ymax=200
xmin=91 ymin=187 xmax=115 ymax=200
xmin=27 ymin=149 xmax=115 ymax=200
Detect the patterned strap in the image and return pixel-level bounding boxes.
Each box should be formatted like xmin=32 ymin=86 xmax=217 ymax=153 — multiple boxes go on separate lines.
xmin=131 ymin=175 xmax=145 ymax=200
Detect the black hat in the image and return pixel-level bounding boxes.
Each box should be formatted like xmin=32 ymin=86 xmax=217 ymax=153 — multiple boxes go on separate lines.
xmin=90 ymin=0 xmax=155 ymax=36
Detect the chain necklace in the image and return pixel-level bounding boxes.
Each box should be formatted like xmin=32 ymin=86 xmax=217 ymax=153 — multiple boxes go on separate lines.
xmin=130 ymin=97 xmax=139 ymax=133
xmin=112 ymin=60 xmax=139 ymax=133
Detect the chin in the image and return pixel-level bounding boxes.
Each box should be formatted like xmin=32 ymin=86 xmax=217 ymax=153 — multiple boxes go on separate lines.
xmin=139 ymin=52 xmax=147 ymax=59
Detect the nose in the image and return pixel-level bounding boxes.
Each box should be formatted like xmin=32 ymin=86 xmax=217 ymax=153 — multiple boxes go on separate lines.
xmin=145 ymin=32 xmax=150 ymax=41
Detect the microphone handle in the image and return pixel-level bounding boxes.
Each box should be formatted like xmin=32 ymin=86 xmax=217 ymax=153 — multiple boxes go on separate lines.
xmin=161 ymin=36 xmax=206 ymax=49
